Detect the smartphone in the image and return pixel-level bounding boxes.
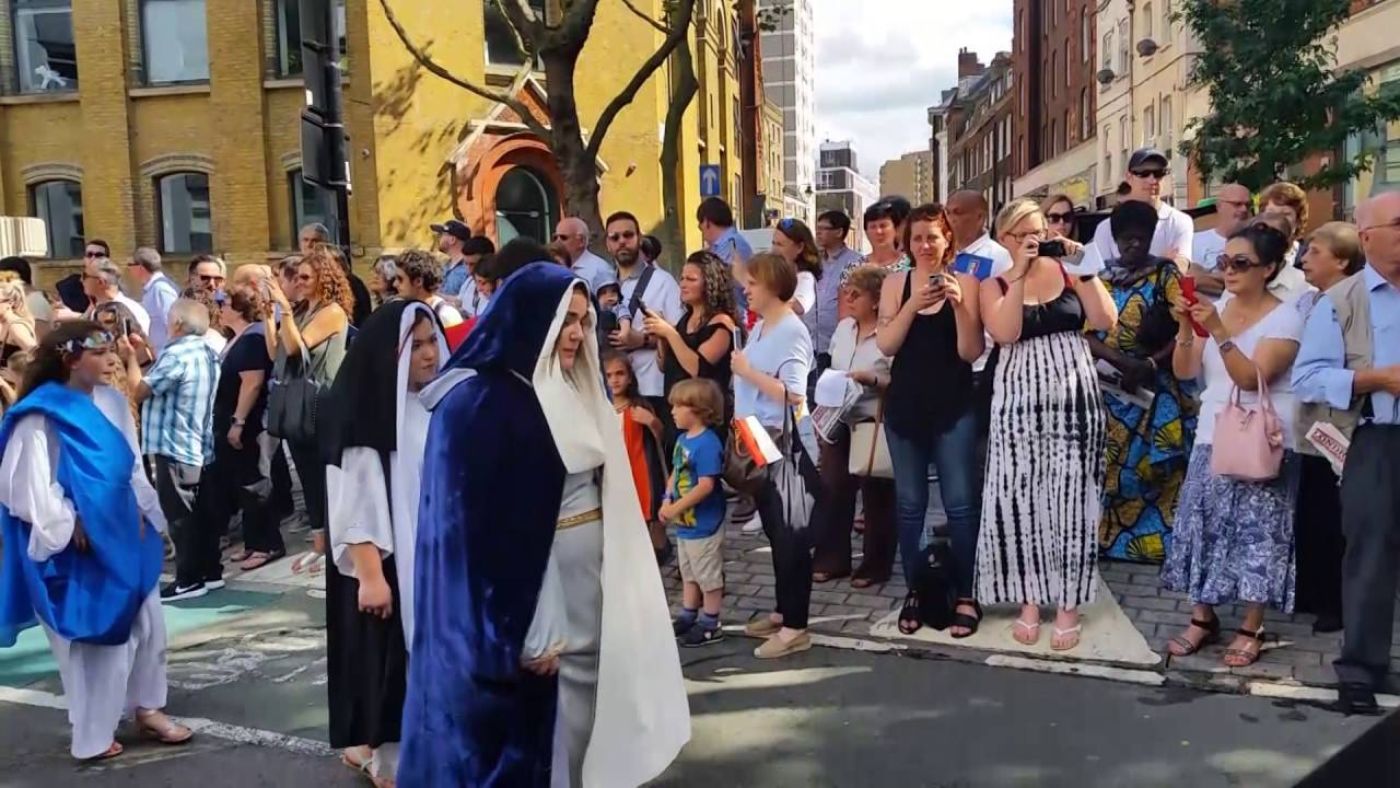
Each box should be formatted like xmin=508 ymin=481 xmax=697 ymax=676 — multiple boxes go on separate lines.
xmin=928 ymin=273 xmax=947 ymax=289
xmin=119 ymin=315 xmax=132 ymax=338
xmin=1180 ymin=277 xmax=1209 ymax=338
xmin=598 ymin=309 xmax=620 ymax=336
xmin=1037 ymin=240 xmax=1068 ymax=258
xmin=635 ymin=298 xmax=652 ymax=318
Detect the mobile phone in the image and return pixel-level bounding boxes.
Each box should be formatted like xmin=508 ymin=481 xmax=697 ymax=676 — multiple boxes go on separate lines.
xmin=1037 ymin=240 xmax=1068 ymax=258
xmin=119 ymin=316 xmax=132 ymax=338
xmin=598 ymin=309 xmax=620 ymax=336
xmin=928 ymin=273 xmax=947 ymax=289
xmin=1180 ymin=277 xmax=1209 ymax=338
xmin=635 ymin=298 xmax=652 ymax=317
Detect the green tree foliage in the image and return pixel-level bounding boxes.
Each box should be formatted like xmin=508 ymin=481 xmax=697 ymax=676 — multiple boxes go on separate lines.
xmin=1180 ymin=0 xmax=1400 ymax=192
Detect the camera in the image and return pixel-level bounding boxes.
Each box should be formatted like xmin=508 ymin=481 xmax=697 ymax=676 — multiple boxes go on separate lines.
xmin=1037 ymin=240 xmax=1068 ymax=258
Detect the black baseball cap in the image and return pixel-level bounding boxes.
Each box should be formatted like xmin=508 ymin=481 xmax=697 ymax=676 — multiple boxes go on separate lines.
xmin=1128 ymin=148 xmax=1169 ymax=172
xmin=430 ymin=219 xmax=472 ymax=243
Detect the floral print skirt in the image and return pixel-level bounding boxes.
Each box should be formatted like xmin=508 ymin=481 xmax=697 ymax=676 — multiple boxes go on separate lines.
xmin=1161 ymin=445 xmax=1301 ymax=612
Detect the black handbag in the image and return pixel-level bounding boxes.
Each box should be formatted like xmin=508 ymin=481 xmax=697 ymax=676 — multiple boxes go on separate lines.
xmin=267 ymin=345 xmax=328 ymax=445
xmin=914 ymin=538 xmax=958 ymax=631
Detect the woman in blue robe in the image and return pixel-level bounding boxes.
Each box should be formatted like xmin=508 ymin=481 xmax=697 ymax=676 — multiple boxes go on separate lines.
xmin=400 ymin=262 xmax=690 ymax=786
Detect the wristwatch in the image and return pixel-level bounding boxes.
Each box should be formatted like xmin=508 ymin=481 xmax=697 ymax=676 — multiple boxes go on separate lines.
xmin=1217 ymin=339 xmax=1237 ymax=355
xmin=231 ymin=416 xmax=247 ymax=427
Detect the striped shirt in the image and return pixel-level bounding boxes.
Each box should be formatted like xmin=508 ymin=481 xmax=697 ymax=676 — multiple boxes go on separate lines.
xmin=141 ymin=334 xmax=220 ymax=467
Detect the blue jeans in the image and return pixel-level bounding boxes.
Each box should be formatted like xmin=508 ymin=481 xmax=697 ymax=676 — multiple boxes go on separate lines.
xmin=885 ymin=411 xmax=982 ymax=598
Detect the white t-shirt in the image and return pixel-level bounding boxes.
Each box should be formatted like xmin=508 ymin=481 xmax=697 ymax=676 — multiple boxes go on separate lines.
xmin=1192 ymin=229 xmax=1230 ymax=268
xmin=958 ymin=233 xmax=1013 ymax=373
xmin=1196 ymin=298 xmax=1305 ymax=450
xmin=618 ymin=264 xmax=682 ymax=398
xmin=428 ymin=295 xmax=464 ymax=328
xmin=1091 ymin=201 xmax=1195 ymax=262
xmin=792 ymin=271 xmax=817 ymax=315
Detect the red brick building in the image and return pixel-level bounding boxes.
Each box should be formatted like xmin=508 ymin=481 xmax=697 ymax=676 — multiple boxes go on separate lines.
xmin=938 ymin=50 xmax=1015 ymax=216
xmin=1011 ymin=0 xmax=1099 ymax=205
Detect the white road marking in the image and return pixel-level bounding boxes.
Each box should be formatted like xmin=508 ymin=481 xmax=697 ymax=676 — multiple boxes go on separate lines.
xmin=984 ymin=654 xmax=1167 ymax=686
xmin=1246 ymin=680 xmax=1400 ymax=709
xmin=0 ymin=685 xmax=335 ymax=758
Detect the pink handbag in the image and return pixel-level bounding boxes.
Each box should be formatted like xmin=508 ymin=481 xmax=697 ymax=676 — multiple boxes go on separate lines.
xmin=1210 ymin=368 xmax=1284 ymax=482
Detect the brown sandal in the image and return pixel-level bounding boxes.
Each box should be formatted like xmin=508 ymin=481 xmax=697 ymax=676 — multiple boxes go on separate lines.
xmin=1222 ymin=626 xmax=1267 ymax=668
xmin=1167 ymin=615 xmax=1221 ymax=657
xmin=135 ymin=710 xmax=193 ymax=745
xmin=80 ymin=741 xmax=124 ymax=761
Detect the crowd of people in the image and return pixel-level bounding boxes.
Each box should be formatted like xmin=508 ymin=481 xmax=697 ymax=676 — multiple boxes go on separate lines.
xmin=0 ymin=141 xmax=1397 ymax=783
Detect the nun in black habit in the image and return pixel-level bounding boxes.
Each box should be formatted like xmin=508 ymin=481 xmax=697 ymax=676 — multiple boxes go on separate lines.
xmin=321 ymin=299 xmax=447 ymax=786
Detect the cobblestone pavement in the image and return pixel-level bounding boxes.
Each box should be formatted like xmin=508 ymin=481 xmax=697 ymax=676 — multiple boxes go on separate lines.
xmin=665 ymin=514 xmax=1400 ymax=694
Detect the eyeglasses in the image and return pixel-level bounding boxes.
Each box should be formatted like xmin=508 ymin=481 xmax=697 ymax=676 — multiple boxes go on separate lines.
xmin=553 ymin=233 xmax=578 ymax=242
xmin=1362 ymin=216 xmax=1400 ymax=233
xmin=1003 ymin=229 xmax=1044 ymax=243
xmin=198 ymin=274 xmax=226 ymax=284
xmin=607 ymin=230 xmax=637 ymax=242
xmin=1046 ymin=212 xmax=1073 ymax=223
xmin=1216 ymin=253 xmax=1268 ymax=273
xmin=1130 ymin=169 xmax=1170 ymax=180
xmin=84 ymin=250 xmax=104 ymax=259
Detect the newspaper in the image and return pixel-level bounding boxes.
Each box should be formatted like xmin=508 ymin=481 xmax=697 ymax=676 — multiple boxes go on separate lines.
xmin=1305 ymin=422 xmax=1350 ymax=476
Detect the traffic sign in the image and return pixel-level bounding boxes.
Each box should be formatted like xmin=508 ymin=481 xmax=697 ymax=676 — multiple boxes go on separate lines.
xmin=700 ymin=164 xmax=721 ymax=198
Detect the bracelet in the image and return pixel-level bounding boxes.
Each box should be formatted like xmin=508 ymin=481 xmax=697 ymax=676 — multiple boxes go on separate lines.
xmin=231 ymin=417 xmax=247 ymax=427
xmin=1218 ymin=339 xmax=1237 ymax=355
xmin=1175 ymin=336 xmax=1194 ymax=347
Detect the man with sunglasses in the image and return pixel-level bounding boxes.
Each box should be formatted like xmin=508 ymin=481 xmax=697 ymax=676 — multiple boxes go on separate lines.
xmin=186 ymin=255 xmax=227 ymax=294
xmin=431 ymin=219 xmax=475 ymax=304
xmin=553 ymin=216 xmax=615 ymax=294
xmin=1294 ymin=191 xmax=1400 ymax=716
xmin=606 ymin=210 xmax=681 ymax=433
xmin=1089 ymin=148 xmax=1195 ymax=271
xmin=74 ymin=256 xmax=151 ymax=335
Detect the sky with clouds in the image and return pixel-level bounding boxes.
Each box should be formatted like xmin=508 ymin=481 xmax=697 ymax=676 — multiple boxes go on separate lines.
xmin=813 ymin=1 xmax=1013 ymax=180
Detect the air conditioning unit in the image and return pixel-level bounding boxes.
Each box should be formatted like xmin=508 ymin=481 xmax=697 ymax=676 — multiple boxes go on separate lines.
xmin=1137 ymin=38 xmax=1159 ymax=57
xmin=1097 ymin=68 xmax=1116 ymax=85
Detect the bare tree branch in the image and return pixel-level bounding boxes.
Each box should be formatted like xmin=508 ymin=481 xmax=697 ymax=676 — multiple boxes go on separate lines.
xmin=377 ymin=0 xmax=550 ymax=139
xmin=619 ymin=0 xmax=668 ymax=34
xmin=587 ymin=0 xmax=696 ymax=159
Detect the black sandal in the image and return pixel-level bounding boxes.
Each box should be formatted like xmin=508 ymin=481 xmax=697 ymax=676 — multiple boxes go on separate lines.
xmin=1167 ymin=615 xmax=1221 ymax=657
xmin=897 ymin=592 xmax=922 ymax=635
xmin=950 ymin=599 xmax=983 ymax=639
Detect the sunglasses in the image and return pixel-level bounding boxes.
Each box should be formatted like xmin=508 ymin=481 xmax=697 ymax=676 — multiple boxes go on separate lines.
xmin=198 ymin=274 xmax=226 ymax=283
xmin=84 ymin=250 xmax=104 ymax=258
xmin=1131 ymin=169 xmax=1169 ymax=180
xmin=1046 ymin=212 xmax=1073 ymax=223
xmin=607 ymin=230 xmax=637 ymax=242
xmin=1216 ymin=253 xmax=1268 ymax=273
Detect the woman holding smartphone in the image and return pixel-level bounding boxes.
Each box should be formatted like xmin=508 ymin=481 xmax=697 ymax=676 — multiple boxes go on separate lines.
xmin=876 ymin=204 xmax=986 ymax=636
xmin=978 ymin=199 xmax=1118 ymax=651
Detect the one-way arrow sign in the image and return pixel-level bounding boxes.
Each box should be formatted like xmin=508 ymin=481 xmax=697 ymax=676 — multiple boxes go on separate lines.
xmin=700 ymin=164 xmax=721 ymax=198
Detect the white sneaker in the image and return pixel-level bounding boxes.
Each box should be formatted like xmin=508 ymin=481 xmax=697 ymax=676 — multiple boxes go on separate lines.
xmin=741 ymin=514 xmax=763 ymax=535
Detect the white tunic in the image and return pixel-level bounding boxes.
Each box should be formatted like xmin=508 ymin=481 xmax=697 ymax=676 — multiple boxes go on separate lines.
xmin=0 ymin=386 xmax=169 ymax=759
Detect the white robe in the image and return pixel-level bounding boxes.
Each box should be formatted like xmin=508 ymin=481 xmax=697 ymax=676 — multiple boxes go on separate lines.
xmin=0 ymin=386 xmax=169 ymax=759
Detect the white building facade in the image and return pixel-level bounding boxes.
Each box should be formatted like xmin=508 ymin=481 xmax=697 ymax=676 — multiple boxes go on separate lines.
xmin=759 ymin=0 xmax=817 ymax=221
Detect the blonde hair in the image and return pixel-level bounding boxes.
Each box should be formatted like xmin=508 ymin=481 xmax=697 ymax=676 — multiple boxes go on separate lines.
xmin=0 ymin=280 xmax=32 ymax=320
xmin=844 ymin=264 xmax=887 ymax=300
xmin=994 ymin=198 xmax=1044 ymax=243
xmin=668 ymin=378 xmax=725 ymax=428
xmin=1308 ymin=221 xmax=1365 ymax=275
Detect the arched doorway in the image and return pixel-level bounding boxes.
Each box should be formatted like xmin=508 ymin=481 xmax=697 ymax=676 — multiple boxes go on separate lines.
xmin=494 ymin=166 xmax=559 ymax=245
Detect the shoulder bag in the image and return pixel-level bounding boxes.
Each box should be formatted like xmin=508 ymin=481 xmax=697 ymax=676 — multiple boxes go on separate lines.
xmin=1210 ymin=366 xmax=1284 ymax=482
xmin=848 ymin=397 xmax=893 ymax=479
xmin=267 ymin=339 xmax=332 ymax=446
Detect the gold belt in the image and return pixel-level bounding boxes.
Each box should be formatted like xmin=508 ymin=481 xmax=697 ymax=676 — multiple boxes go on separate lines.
xmin=557 ymin=508 xmax=602 ymax=531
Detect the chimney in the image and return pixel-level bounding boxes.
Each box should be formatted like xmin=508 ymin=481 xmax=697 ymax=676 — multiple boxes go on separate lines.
xmin=957 ymin=48 xmax=984 ymax=79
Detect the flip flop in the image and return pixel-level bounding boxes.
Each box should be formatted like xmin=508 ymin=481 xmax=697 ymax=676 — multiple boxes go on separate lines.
xmin=240 ymin=550 xmax=286 ymax=572
xmin=1012 ymin=618 xmax=1041 ymax=646
xmin=1051 ymin=624 xmax=1083 ymax=652
xmin=342 ymin=746 xmax=374 ymax=783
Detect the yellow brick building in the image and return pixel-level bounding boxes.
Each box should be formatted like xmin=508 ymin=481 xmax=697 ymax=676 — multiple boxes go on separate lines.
xmin=0 ymin=0 xmax=741 ymax=286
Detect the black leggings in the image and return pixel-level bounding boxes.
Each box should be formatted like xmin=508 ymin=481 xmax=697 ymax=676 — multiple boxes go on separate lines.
xmin=756 ymin=474 xmax=813 ymax=631
xmin=289 ymin=441 xmax=328 ymax=533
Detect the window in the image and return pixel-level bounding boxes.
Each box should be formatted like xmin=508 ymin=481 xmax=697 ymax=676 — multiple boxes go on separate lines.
xmin=1143 ymin=105 xmax=1156 ymax=146
xmin=485 ymin=0 xmax=545 ymax=67
xmin=1082 ymin=12 xmax=1091 ymax=62
xmin=1102 ymin=32 xmax=1112 ymax=69
xmin=1143 ymin=3 xmax=1154 ymax=41
xmin=1163 ymin=0 xmax=1173 ymax=37
xmin=157 ymin=172 xmax=212 ymax=254
xmin=277 ymin=0 xmax=347 ymax=77
xmin=1161 ymin=95 xmax=1174 ymax=152
xmin=1063 ymin=109 xmax=1070 ymax=148
xmin=141 ymin=0 xmax=209 ymax=84
xmin=1119 ymin=116 xmax=1129 ymax=178
xmin=1050 ymin=119 xmax=1058 ymax=157
xmin=12 ymin=0 xmax=76 ymax=93
xmin=30 ymin=180 xmax=83 ymax=258
xmin=1103 ymin=125 xmax=1113 ymax=185
xmin=1118 ymin=19 xmax=1130 ymax=72
xmin=1065 ymin=38 xmax=1072 ymax=87
xmin=289 ymin=170 xmax=333 ymax=247
xmin=1081 ymin=88 xmax=1091 ymax=139
xmin=1051 ymin=51 xmax=1059 ymax=98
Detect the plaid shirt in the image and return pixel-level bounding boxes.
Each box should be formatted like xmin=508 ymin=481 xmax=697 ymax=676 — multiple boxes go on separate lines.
xmin=141 ymin=333 xmax=220 ymax=467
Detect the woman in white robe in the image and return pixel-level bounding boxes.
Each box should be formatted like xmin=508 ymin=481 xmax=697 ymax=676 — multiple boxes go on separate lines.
xmin=0 ymin=321 xmax=191 ymax=760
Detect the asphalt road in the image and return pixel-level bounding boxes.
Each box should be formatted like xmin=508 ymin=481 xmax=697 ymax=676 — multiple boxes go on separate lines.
xmin=0 ymin=631 xmax=1382 ymax=788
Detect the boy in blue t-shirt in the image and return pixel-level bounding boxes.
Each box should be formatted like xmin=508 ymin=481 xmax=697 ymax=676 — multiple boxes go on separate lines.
xmin=659 ymin=379 xmax=728 ymax=647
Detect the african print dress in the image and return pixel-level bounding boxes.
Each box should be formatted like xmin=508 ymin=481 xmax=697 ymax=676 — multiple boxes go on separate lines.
xmin=1095 ymin=261 xmax=1197 ymax=563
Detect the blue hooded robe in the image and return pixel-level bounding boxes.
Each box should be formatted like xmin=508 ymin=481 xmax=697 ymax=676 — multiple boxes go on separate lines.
xmin=0 ymin=382 xmax=163 ymax=648
xmin=399 ymin=263 xmax=577 ymax=785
